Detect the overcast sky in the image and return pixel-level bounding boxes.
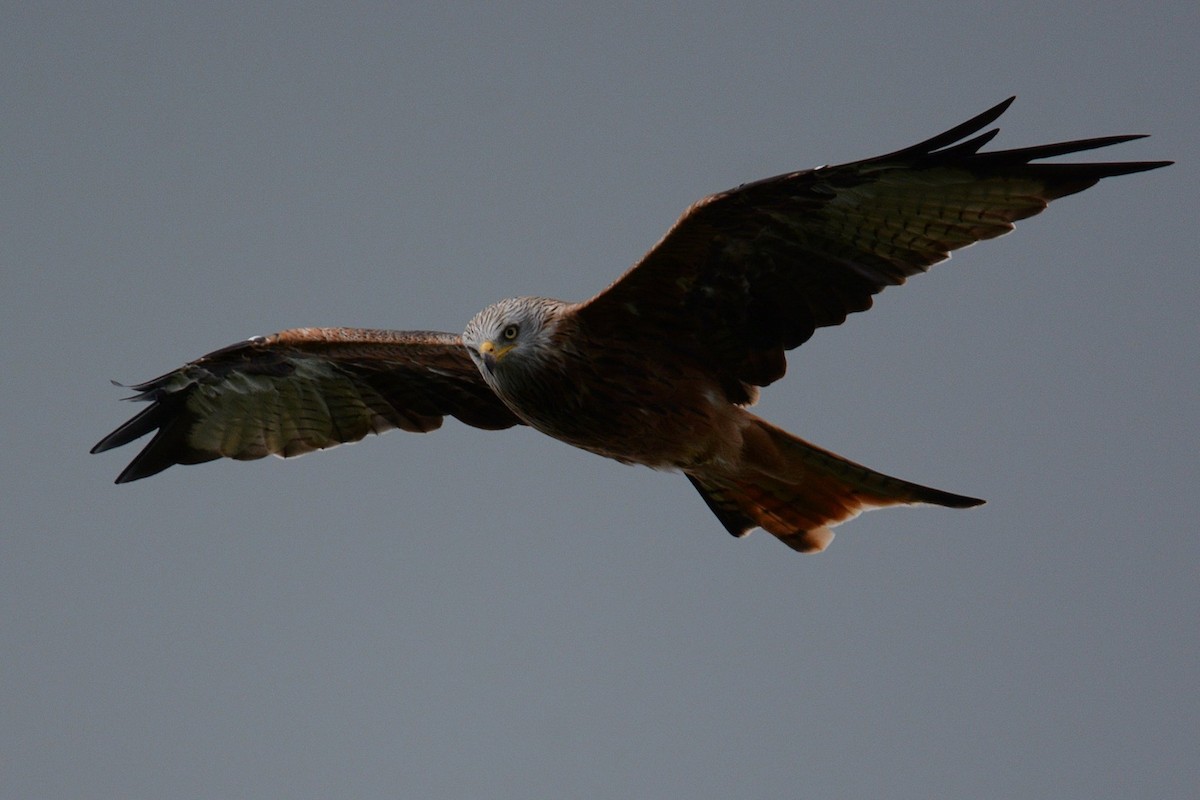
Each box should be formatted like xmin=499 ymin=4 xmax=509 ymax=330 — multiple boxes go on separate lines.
xmin=3 ymin=3 xmax=1196 ymax=798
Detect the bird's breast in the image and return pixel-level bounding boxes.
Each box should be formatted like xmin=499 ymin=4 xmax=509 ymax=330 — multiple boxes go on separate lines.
xmin=489 ymin=344 xmax=731 ymax=469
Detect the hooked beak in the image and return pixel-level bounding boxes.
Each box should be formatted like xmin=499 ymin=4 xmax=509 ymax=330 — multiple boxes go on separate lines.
xmin=478 ymin=340 xmax=514 ymax=371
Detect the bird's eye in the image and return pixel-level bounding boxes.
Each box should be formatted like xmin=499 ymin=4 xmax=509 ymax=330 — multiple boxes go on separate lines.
xmin=501 ymin=324 xmax=519 ymax=341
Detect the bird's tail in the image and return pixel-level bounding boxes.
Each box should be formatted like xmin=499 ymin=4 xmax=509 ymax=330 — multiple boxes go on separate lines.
xmin=686 ymin=416 xmax=983 ymax=553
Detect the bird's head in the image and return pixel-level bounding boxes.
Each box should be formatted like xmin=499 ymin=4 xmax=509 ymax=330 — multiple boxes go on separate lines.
xmin=462 ymin=296 xmax=568 ymax=380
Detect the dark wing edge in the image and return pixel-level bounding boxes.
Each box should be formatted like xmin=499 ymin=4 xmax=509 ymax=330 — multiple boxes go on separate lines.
xmin=576 ymin=97 xmax=1171 ymax=397
xmin=92 ymin=327 xmax=521 ymax=483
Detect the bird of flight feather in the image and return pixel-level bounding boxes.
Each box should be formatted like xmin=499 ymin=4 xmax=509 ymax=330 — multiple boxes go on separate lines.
xmin=94 ymin=98 xmax=1170 ymax=552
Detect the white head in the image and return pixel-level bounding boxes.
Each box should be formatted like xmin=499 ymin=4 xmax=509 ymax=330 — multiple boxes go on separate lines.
xmin=462 ymin=296 xmax=567 ymax=381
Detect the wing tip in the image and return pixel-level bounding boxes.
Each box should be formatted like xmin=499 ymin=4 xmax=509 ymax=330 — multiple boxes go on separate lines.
xmin=112 ymin=460 xmax=172 ymax=484
xmin=875 ymin=97 xmax=1172 ymax=176
xmin=113 ymin=467 xmax=143 ymax=485
xmin=876 ymin=96 xmax=1018 ymax=162
xmin=930 ymin=491 xmax=986 ymax=509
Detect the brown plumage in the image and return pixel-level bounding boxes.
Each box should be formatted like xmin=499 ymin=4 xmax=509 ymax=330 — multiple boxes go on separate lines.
xmin=92 ymin=328 xmax=520 ymax=482
xmin=93 ymin=98 xmax=1170 ymax=551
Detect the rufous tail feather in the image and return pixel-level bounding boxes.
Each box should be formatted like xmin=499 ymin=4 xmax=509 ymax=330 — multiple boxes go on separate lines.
xmin=687 ymin=417 xmax=983 ymax=553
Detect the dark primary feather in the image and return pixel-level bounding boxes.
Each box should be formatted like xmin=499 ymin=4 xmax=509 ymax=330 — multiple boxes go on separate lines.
xmin=578 ymin=97 xmax=1172 ymax=401
xmin=92 ymin=328 xmax=521 ymax=483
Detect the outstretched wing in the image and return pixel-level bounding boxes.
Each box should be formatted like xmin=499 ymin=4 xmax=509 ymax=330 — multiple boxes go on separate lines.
xmin=576 ymin=97 xmax=1171 ymax=401
xmin=92 ymin=327 xmax=521 ymax=483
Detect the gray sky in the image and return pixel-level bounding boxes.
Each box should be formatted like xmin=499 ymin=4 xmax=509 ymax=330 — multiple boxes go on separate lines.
xmin=3 ymin=3 xmax=1196 ymax=798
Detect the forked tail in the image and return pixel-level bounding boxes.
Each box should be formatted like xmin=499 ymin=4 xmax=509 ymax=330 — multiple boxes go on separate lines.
xmin=686 ymin=417 xmax=983 ymax=553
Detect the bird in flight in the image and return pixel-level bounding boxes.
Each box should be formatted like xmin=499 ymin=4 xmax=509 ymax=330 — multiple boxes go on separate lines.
xmin=93 ymin=98 xmax=1169 ymax=552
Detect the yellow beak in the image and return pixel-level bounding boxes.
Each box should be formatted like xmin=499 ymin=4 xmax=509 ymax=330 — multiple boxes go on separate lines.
xmin=478 ymin=339 xmax=515 ymax=364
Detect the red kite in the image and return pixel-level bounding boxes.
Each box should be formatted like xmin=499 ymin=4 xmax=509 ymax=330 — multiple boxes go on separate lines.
xmin=94 ymin=98 xmax=1169 ymax=552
